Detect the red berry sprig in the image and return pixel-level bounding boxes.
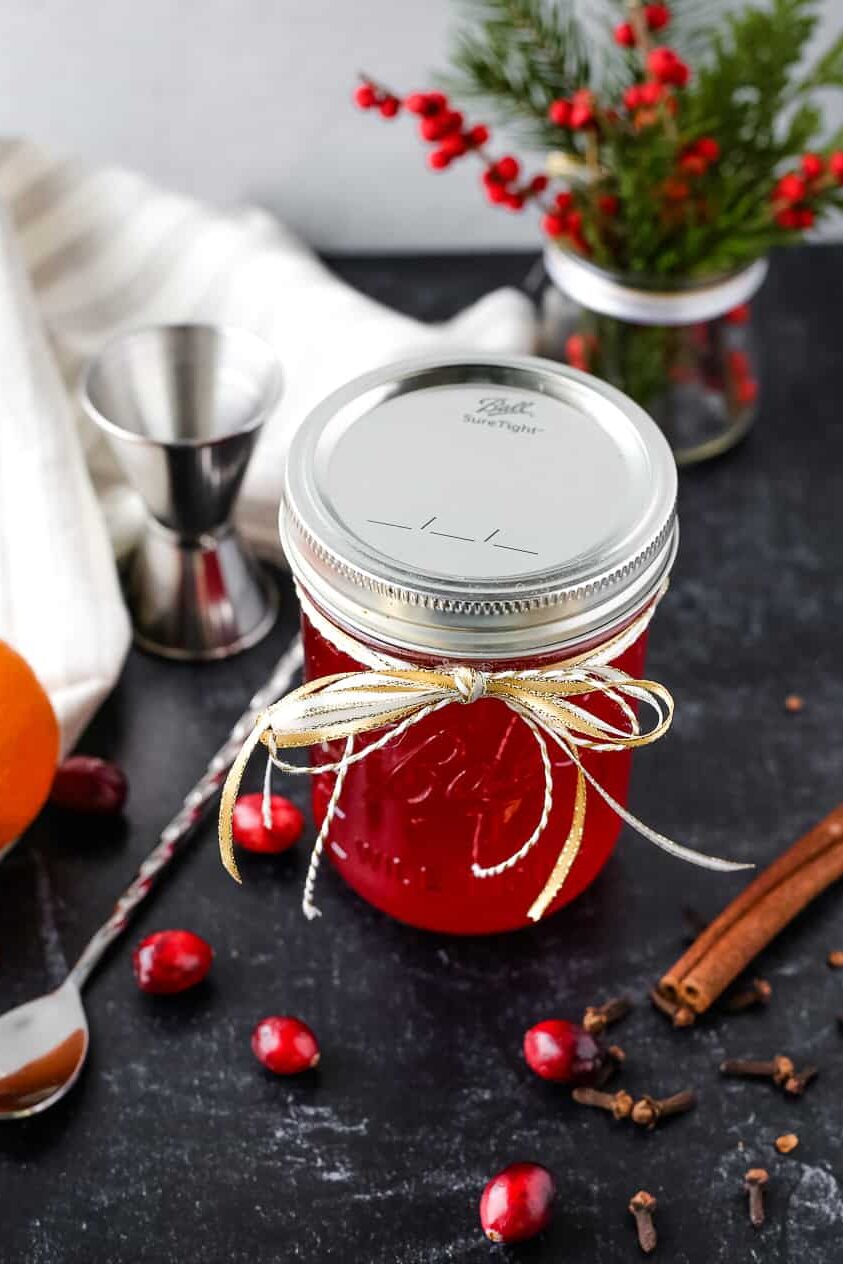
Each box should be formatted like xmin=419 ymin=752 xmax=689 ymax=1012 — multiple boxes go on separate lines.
xmin=353 ymin=81 xmax=400 ymax=118
xmin=770 ymin=151 xmax=843 ymax=229
xmin=355 ymin=78 xmax=552 ymax=218
xmin=614 ymin=3 xmax=671 ymax=47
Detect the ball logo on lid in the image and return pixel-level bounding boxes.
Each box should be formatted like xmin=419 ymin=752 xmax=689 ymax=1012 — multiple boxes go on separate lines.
xmin=464 ymin=395 xmax=544 ymax=437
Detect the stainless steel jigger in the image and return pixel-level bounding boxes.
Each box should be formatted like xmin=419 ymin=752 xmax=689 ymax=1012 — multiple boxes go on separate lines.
xmin=81 ymin=325 xmax=282 ymax=660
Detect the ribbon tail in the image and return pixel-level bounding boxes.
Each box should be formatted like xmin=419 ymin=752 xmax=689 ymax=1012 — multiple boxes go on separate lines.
xmin=218 ymin=714 xmax=271 ymax=883
xmin=527 ymin=762 xmax=587 ymax=922
xmin=573 ymin=747 xmax=754 ymax=874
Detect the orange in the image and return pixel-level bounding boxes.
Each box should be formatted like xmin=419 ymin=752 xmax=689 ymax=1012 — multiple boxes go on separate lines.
xmin=0 ymin=640 xmax=59 ymax=850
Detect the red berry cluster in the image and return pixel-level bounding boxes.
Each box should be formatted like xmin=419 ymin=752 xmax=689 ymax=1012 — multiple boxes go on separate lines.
xmin=483 ymin=157 xmax=548 ymax=211
xmin=678 ymin=136 xmax=720 ymax=176
xmin=647 ymin=46 xmax=690 ymax=87
xmin=547 ymin=88 xmax=598 ymax=131
xmin=356 ymin=83 xmax=490 ymax=171
xmin=614 ymin=3 xmax=671 ymax=46
xmin=622 ymin=79 xmax=677 ymax=130
xmin=772 ymin=151 xmax=843 ymax=229
xmin=353 ymin=82 xmax=400 ymax=118
xmin=355 ymin=80 xmax=549 ymax=212
xmin=403 ymin=91 xmax=490 ymax=170
xmin=541 ymin=192 xmax=587 ymax=251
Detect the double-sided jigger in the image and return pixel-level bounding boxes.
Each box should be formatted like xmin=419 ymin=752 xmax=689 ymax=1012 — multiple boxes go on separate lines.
xmin=81 ymin=324 xmax=282 ymax=659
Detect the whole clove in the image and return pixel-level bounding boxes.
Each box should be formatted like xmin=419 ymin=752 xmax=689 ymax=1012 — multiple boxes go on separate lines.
xmin=744 ymin=1168 xmax=768 ymax=1228
xmin=571 ymin=1086 xmax=633 ymax=1120
xmin=719 ymin=1055 xmax=794 ymax=1086
xmin=628 ymin=1190 xmax=658 ymax=1253
xmin=724 ymin=978 xmax=772 ymax=1012
xmin=631 ymin=1089 xmax=697 ymax=1130
xmin=783 ymin=1065 xmax=818 ymax=1096
xmin=582 ymin=996 xmax=632 ymax=1035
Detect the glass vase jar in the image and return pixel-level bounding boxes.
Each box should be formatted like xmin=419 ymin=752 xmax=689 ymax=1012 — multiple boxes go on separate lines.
xmin=541 ymin=248 xmax=768 ymax=466
xmin=281 ymin=354 xmax=677 ymax=934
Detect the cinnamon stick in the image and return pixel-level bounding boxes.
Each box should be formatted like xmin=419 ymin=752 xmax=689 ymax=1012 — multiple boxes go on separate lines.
xmin=658 ymin=803 xmax=843 ymax=1014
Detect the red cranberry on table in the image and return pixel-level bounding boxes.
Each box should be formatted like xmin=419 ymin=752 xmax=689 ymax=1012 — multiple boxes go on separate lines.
xmin=50 ymin=755 xmax=128 ymax=815
xmin=132 ymin=930 xmax=213 ymax=994
xmin=251 ymin=1016 xmax=320 ymax=1074
xmin=232 ymin=793 xmax=304 ymax=853
xmin=523 ymin=1018 xmax=604 ymax=1084
xmin=479 ymin=1162 xmax=556 ymax=1244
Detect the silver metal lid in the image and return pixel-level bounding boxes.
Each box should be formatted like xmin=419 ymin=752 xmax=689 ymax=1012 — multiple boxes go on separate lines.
xmin=281 ymin=354 xmax=678 ymax=660
xmin=544 ymin=246 xmax=768 ymax=326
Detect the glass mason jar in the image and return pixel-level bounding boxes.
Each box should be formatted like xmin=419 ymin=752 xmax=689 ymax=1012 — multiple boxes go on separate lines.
xmin=541 ymin=247 xmax=768 ymax=466
xmin=281 ymin=354 xmax=677 ymax=934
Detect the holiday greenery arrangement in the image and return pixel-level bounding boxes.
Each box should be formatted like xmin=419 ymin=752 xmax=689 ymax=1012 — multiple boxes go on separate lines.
xmin=354 ymin=1 xmax=843 ymax=461
xmin=355 ymin=0 xmax=843 ymax=277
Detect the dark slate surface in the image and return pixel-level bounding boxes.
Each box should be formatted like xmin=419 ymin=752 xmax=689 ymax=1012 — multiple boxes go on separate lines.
xmin=2 ymin=247 xmax=843 ymax=1264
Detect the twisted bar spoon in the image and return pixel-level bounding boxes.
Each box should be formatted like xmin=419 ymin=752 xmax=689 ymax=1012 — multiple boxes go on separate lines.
xmin=0 ymin=635 xmax=303 ymax=1119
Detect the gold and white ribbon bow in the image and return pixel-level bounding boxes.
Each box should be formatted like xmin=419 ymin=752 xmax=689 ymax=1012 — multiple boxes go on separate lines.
xmin=219 ymin=586 xmax=751 ymax=922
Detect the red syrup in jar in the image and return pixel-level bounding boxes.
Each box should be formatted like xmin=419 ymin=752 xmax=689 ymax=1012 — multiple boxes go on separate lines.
xmin=281 ymin=353 xmax=678 ymax=935
xmin=303 ymin=608 xmax=649 ymax=934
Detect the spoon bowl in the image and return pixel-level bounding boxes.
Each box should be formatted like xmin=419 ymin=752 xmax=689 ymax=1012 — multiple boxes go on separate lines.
xmin=0 ymin=978 xmax=89 ymax=1119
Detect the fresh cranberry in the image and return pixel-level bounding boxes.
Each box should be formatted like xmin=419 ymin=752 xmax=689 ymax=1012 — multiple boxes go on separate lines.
xmin=479 ymin=1162 xmax=556 ymax=1244
xmin=50 ymin=755 xmax=128 ymax=815
xmin=251 ymin=1016 xmax=320 ymax=1074
xmin=232 ymin=793 xmax=304 ymax=853
xmin=132 ymin=930 xmax=213 ymax=994
xmin=523 ymin=1018 xmax=604 ymax=1084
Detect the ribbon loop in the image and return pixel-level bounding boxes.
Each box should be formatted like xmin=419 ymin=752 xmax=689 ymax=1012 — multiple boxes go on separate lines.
xmin=218 ymin=584 xmax=752 ymax=921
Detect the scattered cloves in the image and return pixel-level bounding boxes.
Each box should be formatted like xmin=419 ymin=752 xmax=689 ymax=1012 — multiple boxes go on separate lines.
xmin=628 ymin=1190 xmax=658 ymax=1254
xmin=724 ymin=978 xmax=772 ymax=1013
xmin=744 ymin=1168 xmax=768 ymax=1228
xmin=650 ymin=987 xmax=696 ymax=1028
xmin=631 ymin=1089 xmax=697 ymax=1130
xmin=783 ymin=1065 xmax=818 ymax=1097
xmin=582 ymin=996 xmax=632 ymax=1036
xmin=720 ymin=1055 xmax=795 ymax=1086
xmin=571 ymin=1086 xmax=633 ymax=1120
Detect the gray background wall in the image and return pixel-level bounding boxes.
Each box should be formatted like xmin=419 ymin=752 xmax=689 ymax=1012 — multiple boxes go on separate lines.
xmin=1 ymin=0 xmax=841 ymax=252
